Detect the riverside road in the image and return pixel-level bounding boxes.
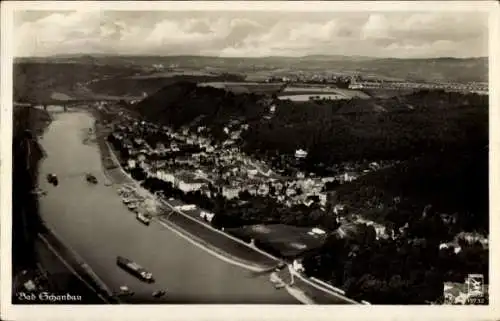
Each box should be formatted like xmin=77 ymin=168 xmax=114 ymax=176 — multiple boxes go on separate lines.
xmin=36 ymin=109 xmax=299 ymax=304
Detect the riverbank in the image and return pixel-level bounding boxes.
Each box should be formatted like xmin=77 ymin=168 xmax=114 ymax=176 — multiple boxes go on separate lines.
xmin=95 ymin=125 xmax=279 ymax=271
xmin=12 ymin=106 xmax=111 ymax=304
xmin=13 ymin=106 xmax=50 ymax=273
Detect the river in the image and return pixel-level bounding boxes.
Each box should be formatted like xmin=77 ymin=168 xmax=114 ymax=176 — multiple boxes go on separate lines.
xmin=37 ymin=109 xmax=298 ymax=304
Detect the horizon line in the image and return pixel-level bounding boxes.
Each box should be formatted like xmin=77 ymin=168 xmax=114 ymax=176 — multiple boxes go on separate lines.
xmin=14 ymin=53 xmax=489 ymax=60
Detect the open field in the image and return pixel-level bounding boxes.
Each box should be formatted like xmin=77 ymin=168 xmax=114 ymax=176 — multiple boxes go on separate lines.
xmin=226 ymin=224 xmax=327 ymax=258
xmin=126 ymin=70 xmax=217 ymax=79
xmin=159 ymin=212 xmax=279 ymax=268
xmin=282 ymin=86 xmax=342 ymax=93
xmin=198 ymin=81 xmax=285 ymax=94
xmin=50 ymin=92 xmax=73 ymax=101
xmin=332 ymin=88 xmax=371 ymax=99
xmin=280 ymin=86 xmax=371 ymax=100
xmin=279 ymin=94 xmax=345 ymax=101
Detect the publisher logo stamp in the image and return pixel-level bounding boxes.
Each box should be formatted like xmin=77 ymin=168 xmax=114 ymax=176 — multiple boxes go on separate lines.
xmin=443 ymin=274 xmax=487 ymax=305
xmin=467 ymin=274 xmax=484 ymax=297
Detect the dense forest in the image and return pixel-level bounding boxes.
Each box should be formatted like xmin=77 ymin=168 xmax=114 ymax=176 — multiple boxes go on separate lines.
xmin=243 ymin=90 xmax=488 ymax=164
xmin=335 ymin=148 xmax=488 ymax=232
xmin=134 ymin=82 xmax=269 ymax=133
xmin=301 ymin=223 xmax=488 ymax=304
xmin=88 ymin=74 xmax=246 ymax=97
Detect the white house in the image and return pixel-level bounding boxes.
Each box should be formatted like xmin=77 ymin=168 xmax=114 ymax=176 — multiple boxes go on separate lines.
xmin=194 ymin=169 xmax=209 ymax=180
xmin=369 ymin=162 xmax=380 ymax=170
xmin=341 ymin=172 xmax=359 ymax=183
xmin=318 ymin=193 xmax=327 ymax=206
xmin=222 ymin=186 xmax=241 ymax=199
xmin=137 ymin=153 xmax=147 ymax=163
xmin=311 ymin=227 xmax=326 ymax=235
xmin=200 ymin=211 xmax=215 ymax=222
xmin=296 ymin=172 xmax=306 ymax=179
xmin=177 ymin=179 xmax=204 ymax=193
xmin=247 ymin=169 xmax=258 ymax=177
xmin=156 ymin=171 xmax=176 ymax=184
xmin=127 ymin=159 xmax=137 ymax=169
xmin=292 ymin=259 xmax=305 ymax=273
xmin=286 ymin=187 xmax=297 ymax=197
xmin=295 ymin=149 xmax=308 ymax=159
xmin=175 ymin=204 xmax=197 ymax=211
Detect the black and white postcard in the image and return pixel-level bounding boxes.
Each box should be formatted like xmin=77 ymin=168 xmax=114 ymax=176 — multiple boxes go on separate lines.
xmin=1 ymin=1 xmax=499 ymax=321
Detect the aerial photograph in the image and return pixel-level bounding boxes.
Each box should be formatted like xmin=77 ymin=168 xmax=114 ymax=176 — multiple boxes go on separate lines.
xmin=9 ymin=6 xmax=490 ymax=306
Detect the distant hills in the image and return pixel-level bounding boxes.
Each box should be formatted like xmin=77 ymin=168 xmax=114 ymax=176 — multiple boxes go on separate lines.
xmin=18 ymin=53 xmax=488 ymax=62
xmin=12 ymin=53 xmax=489 ymax=103
xmin=15 ymin=54 xmax=488 ymax=83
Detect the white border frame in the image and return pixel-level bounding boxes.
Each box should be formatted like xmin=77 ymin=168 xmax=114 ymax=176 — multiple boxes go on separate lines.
xmin=1 ymin=2 xmax=499 ymax=321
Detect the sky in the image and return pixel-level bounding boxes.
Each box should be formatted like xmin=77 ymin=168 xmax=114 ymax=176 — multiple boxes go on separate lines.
xmin=13 ymin=10 xmax=489 ymax=58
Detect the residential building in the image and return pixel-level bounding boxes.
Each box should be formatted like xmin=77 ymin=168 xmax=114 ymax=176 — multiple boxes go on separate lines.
xmin=178 ymin=179 xmax=205 ymax=193
xmin=295 ymin=149 xmax=308 ymax=159
xmin=156 ymin=170 xmax=176 ymax=184
xmin=222 ymin=186 xmax=241 ymax=200
xmin=127 ymin=159 xmax=137 ymax=169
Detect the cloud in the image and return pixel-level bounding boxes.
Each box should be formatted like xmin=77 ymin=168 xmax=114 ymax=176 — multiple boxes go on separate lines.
xmin=361 ymin=14 xmax=394 ymax=41
xmin=13 ymin=11 xmax=489 ymax=58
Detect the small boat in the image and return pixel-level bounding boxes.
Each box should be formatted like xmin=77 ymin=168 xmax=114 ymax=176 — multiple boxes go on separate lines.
xmin=274 ymin=262 xmax=286 ymax=272
xmin=47 ymin=173 xmax=59 ymax=186
xmin=152 ymin=290 xmax=166 ymax=298
xmin=125 ymin=197 xmax=141 ymax=204
xmin=30 ymin=188 xmax=47 ymax=196
xmin=85 ymin=173 xmax=98 ymax=184
xmin=116 ymin=285 xmax=134 ymax=297
xmin=136 ymin=212 xmax=151 ymax=225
